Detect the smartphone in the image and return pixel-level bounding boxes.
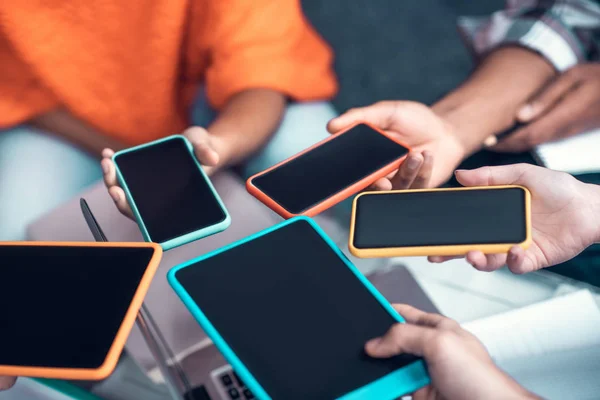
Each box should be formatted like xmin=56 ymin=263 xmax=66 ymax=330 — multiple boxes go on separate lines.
xmin=349 ymin=186 xmax=531 ymax=258
xmin=168 ymin=217 xmax=430 ymax=400
xmin=113 ymin=135 xmax=231 ymax=250
xmin=246 ymin=122 xmax=410 ymax=218
xmin=0 ymin=241 xmax=162 ymax=380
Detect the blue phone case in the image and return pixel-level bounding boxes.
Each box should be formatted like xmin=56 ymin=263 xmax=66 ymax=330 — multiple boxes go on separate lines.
xmin=168 ymin=216 xmax=430 ymax=399
xmin=112 ymin=135 xmax=231 ymax=251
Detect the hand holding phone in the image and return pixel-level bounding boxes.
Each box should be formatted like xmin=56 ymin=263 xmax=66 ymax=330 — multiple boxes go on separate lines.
xmin=247 ymin=122 xmax=411 ymax=218
xmin=430 ymin=164 xmax=600 ymax=274
xmin=102 ymin=127 xmax=220 ymax=219
xmin=109 ymin=134 xmax=230 ymax=250
xmin=350 ymin=186 xmax=532 ymax=258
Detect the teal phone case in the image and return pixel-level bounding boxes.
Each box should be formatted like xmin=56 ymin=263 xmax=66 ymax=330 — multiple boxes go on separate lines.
xmin=168 ymin=216 xmax=430 ymax=399
xmin=112 ymin=135 xmax=231 ymax=251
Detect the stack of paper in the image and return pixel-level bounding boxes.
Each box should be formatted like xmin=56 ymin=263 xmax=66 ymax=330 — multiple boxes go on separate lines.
xmin=463 ymin=290 xmax=600 ymax=399
xmin=534 ymin=129 xmax=600 ymax=175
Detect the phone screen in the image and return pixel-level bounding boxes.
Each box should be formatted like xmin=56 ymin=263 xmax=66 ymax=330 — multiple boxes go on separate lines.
xmin=174 ymin=219 xmax=421 ymax=400
xmin=114 ymin=137 xmax=226 ymax=244
xmin=353 ymin=188 xmax=527 ymax=248
xmin=250 ymin=124 xmax=409 ymax=214
xmin=0 ymin=244 xmax=156 ymax=369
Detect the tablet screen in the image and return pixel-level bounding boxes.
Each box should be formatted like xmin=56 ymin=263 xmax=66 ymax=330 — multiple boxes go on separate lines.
xmin=353 ymin=188 xmax=527 ymax=248
xmin=0 ymin=244 xmax=156 ymax=370
xmin=174 ymin=219 xmax=420 ymax=399
xmin=115 ymin=137 xmax=226 ymax=243
xmin=250 ymin=124 xmax=409 ymax=214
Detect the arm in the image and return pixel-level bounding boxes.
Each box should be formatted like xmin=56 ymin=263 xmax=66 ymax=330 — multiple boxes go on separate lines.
xmin=31 ymin=108 xmax=126 ymax=156
xmin=207 ymin=88 xmax=285 ymax=168
xmin=432 ymin=46 xmax=556 ymax=154
xmin=445 ymin=0 xmax=600 ymax=151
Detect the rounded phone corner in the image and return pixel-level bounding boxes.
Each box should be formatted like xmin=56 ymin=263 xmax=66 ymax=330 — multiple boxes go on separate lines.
xmin=91 ymin=357 xmax=119 ymax=382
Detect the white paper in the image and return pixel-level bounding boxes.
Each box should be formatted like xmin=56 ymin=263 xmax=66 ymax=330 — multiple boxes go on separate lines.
xmin=534 ymin=129 xmax=600 ymax=175
xmin=463 ymin=290 xmax=600 ymax=361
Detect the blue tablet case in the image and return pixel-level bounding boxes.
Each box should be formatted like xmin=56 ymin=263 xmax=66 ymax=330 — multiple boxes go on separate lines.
xmin=113 ymin=135 xmax=230 ymax=251
xmin=168 ymin=217 xmax=430 ymax=399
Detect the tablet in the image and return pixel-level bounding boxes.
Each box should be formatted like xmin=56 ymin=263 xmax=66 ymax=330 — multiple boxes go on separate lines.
xmin=168 ymin=217 xmax=429 ymax=400
xmin=113 ymin=135 xmax=230 ymax=251
xmin=246 ymin=122 xmax=410 ymax=218
xmin=349 ymin=186 xmax=532 ymax=258
xmin=0 ymin=242 xmax=162 ymax=380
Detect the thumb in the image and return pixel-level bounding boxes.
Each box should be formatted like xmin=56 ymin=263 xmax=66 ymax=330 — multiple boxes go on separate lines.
xmin=455 ymin=164 xmax=532 ymax=187
xmin=365 ymin=323 xmax=431 ymax=358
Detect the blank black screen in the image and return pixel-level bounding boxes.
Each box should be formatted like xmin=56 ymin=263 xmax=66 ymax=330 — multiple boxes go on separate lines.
xmin=0 ymin=245 xmax=155 ymax=369
xmin=115 ymin=137 xmax=226 ymax=244
xmin=251 ymin=124 xmax=409 ymax=214
xmin=353 ymin=188 xmax=527 ymax=248
xmin=175 ymin=220 xmax=420 ymax=400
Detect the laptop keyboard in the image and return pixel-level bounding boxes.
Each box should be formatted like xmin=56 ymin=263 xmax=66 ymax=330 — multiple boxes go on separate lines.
xmin=211 ymin=365 xmax=255 ymax=399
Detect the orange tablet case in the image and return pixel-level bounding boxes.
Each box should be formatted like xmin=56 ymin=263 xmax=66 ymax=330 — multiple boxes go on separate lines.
xmin=246 ymin=122 xmax=411 ymax=219
xmin=0 ymin=241 xmax=162 ymax=380
xmin=349 ymin=186 xmax=532 ymax=258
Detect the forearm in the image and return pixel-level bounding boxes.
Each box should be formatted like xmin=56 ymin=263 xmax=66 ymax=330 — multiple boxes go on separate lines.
xmin=432 ymin=47 xmax=556 ymax=155
xmin=31 ymin=108 xmax=126 ymax=156
xmin=208 ymin=89 xmax=286 ymax=167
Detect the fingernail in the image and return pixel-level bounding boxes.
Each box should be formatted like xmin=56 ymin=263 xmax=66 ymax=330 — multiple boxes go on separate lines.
xmin=518 ymin=104 xmax=534 ymax=121
xmin=508 ymin=248 xmax=518 ymax=261
xmin=110 ymin=191 xmax=120 ymax=202
xmin=407 ymin=156 xmax=420 ymax=170
xmin=365 ymin=338 xmax=381 ymax=349
xmin=454 ymin=169 xmax=465 ymax=176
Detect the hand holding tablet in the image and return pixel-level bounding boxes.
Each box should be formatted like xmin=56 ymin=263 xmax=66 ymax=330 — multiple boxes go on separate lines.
xmin=168 ymin=217 xmax=430 ymax=399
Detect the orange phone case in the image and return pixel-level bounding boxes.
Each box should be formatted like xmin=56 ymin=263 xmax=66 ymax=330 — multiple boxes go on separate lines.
xmin=349 ymin=186 xmax=532 ymax=258
xmin=246 ymin=122 xmax=411 ymax=219
xmin=0 ymin=241 xmax=162 ymax=381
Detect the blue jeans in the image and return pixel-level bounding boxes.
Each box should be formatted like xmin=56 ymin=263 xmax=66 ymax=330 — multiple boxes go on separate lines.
xmin=0 ymin=101 xmax=337 ymax=240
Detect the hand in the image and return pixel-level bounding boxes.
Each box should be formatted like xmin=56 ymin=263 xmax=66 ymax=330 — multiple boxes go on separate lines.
xmin=0 ymin=376 xmax=16 ymax=391
xmin=365 ymin=305 xmax=536 ymax=400
xmin=493 ymin=63 xmax=600 ymax=152
xmin=429 ymin=164 xmax=600 ymax=273
xmin=327 ymin=101 xmax=466 ymax=189
xmin=101 ymin=127 xmax=221 ymax=220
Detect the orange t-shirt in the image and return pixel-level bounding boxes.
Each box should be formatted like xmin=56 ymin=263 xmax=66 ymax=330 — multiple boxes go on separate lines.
xmin=0 ymin=0 xmax=337 ymax=145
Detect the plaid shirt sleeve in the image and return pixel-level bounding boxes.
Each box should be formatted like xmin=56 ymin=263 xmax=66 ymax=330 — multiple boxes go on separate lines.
xmin=458 ymin=0 xmax=600 ymax=71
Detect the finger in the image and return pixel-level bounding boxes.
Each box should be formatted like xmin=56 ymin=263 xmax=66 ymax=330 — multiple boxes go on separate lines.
xmin=0 ymin=376 xmax=16 ymax=391
xmin=496 ymin=85 xmax=593 ymax=152
xmin=466 ymin=251 xmax=507 ymax=272
xmin=108 ymin=187 xmax=134 ymax=219
xmin=390 ymin=152 xmax=423 ymax=189
xmin=428 ymin=255 xmax=462 ymax=263
xmin=101 ymin=148 xmax=115 ymax=159
xmin=517 ymin=71 xmax=579 ymax=122
xmin=184 ymin=127 xmax=220 ymax=167
xmin=412 ymin=387 xmax=432 ymax=400
xmin=101 ymin=157 xmax=118 ymax=188
xmin=505 ymin=246 xmax=533 ymax=274
xmin=454 ymin=164 xmax=532 ymax=187
xmin=365 ymin=323 xmax=433 ymax=358
xmin=370 ymin=177 xmax=393 ymax=191
xmin=392 ymin=304 xmax=453 ymax=328
xmin=327 ymin=101 xmax=399 ymax=133
xmin=411 ymin=150 xmax=433 ymax=189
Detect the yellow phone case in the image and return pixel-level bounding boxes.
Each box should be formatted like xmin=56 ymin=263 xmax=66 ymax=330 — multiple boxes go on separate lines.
xmin=349 ymin=185 xmax=532 ymax=258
